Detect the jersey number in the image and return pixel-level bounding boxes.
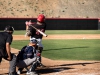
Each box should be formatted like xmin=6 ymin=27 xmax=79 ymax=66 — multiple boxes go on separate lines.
xmin=36 ymin=29 xmax=44 ymax=35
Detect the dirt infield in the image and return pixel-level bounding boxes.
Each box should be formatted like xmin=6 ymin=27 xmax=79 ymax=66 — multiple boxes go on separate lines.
xmin=0 ymin=34 xmax=100 ymax=75
xmin=13 ymin=34 xmax=100 ymax=40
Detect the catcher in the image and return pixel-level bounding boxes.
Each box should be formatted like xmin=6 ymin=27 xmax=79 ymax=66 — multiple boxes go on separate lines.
xmin=16 ymin=39 xmax=40 ymax=75
xmin=25 ymin=14 xmax=47 ymax=63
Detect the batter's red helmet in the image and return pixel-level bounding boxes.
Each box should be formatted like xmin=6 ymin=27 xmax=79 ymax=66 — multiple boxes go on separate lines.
xmin=37 ymin=14 xmax=45 ymax=22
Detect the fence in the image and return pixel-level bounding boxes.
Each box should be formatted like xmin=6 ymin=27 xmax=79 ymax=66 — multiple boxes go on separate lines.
xmin=0 ymin=18 xmax=99 ymax=30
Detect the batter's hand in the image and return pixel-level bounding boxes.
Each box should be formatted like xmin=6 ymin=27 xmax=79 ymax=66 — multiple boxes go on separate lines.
xmin=25 ymin=21 xmax=29 ymax=26
xmin=25 ymin=20 xmax=32 ymax=26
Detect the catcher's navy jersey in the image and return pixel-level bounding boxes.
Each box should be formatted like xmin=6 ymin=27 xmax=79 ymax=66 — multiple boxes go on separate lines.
xmin=29 ymin=22 xmax=46 ymax=39
xmin=23 ymin=46 xmax=35 ymax=59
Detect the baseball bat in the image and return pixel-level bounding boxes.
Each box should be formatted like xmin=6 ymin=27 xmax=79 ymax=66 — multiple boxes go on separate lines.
xmin=30 ymin=25 xmax=48 ymax=37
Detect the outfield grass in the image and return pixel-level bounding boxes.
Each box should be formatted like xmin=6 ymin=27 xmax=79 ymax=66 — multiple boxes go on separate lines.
xmin=11 ymin=30 xmax=100 ymax=60
xmin=45 ymin=30 xmax=100 ymax=34
xmin=11 ymin=39 xmax=100 ymax=61
xmin=13 ymin=30 xmax=100 ymax=35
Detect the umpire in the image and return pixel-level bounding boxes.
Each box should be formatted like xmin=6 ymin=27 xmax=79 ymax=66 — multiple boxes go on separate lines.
xmin=0 ymin=26 xmax=17 ymax=75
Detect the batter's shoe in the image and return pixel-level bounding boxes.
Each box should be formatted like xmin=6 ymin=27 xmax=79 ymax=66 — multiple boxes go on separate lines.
xmin=37 ymin=62 xmax=46 ymax=67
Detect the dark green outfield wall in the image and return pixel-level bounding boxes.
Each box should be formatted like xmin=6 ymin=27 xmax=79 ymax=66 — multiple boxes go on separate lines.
xmin=0 ymin=18 xmax=98 ymax=30
xmin=46 ymin=18 xmax=98 ymax=30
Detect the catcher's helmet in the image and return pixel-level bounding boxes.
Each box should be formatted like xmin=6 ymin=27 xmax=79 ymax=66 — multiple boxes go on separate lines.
xmin=4 ymin=25 xmax=14 ymax=33
xmin=30 ymin=39 xmax=37 ymax=44
xmin=37 ymin=14 xmax=45 ymax=22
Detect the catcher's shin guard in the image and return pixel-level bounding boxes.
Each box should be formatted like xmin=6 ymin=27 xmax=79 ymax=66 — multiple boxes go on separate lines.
xmin=29 ymin=61 xmax=38 ymax=72
xmin=36 ymin=50 xmax=45 ymax=67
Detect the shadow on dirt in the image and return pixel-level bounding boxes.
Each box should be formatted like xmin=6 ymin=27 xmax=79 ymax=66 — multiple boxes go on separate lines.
xmin=43 ymin=46 xmax=89 ymax=51
xmin=59 ymin=62 xmax=100 ymax=66
xmin=37 ymin=67 xmax=74 ymax=74
xmin=36 ymin=62 xmax=100 ymax=74
xmin=1 ymin=62 xmax=100 ymax=75
xmin=47 ymin=62 xmax=100 ymax=67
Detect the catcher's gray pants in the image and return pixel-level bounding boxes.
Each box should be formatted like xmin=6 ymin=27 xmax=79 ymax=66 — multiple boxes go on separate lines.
xmin=16 ymin=57 xmax=37 ymax=68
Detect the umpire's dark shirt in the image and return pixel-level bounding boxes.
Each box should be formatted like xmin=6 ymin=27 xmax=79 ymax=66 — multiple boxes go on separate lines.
xmin=0 ymin=32 xmax=13 ymax=57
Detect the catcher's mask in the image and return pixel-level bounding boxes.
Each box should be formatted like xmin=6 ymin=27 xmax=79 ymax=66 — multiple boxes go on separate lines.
xmin=30 ymin=39 xmax=38 ymax=45
xmin=4 ymin=25 xmax=14 ymax=34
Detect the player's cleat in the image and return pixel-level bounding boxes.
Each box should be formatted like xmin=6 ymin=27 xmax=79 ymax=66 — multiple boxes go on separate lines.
xmin=26 ymin=71 xmax=31 ymax=75
xmin=17 ymin=68 xmax=23 ymax=74
xmin=37 ymin=63 xmax=45 ymax=67
xmin=26 ymin=71 xmax=39 ymax=75
xmin=17 ymin=70 xmax=21 ymax=74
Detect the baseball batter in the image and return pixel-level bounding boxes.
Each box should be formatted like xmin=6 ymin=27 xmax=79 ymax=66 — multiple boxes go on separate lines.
xmin=25 ymin=14 xmax=47 ymax=62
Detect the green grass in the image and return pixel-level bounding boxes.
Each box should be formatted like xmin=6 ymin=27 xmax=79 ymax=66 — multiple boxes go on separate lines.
xmin=11 ymin=30 xmax=100 ymax=61
xmin=45 ymin=30 xmax=100 ymax=34
xmin=13 ymin=30 xmax=26 ymax=35
xmin=7 ymin=30 xmax=100 ymax=35
xmin=11 ymin=39 xmax=100 ymax=61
